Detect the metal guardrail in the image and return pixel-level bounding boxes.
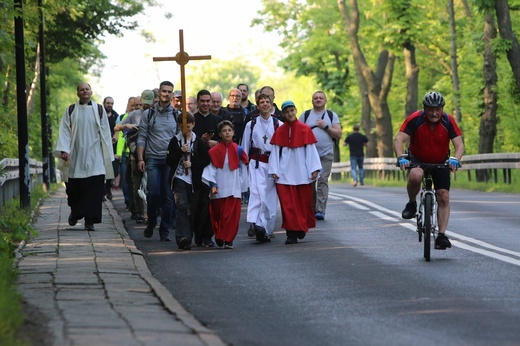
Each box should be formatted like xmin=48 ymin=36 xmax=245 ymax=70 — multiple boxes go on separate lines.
xmin=0 ymin=158 xmax=43 ymax=214
xmin=331 ymin=153 xmax=520 ymax=184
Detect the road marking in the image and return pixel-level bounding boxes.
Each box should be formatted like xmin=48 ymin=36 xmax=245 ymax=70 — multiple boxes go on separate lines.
xmin=331 ymin=192 xmax=520 ymax=266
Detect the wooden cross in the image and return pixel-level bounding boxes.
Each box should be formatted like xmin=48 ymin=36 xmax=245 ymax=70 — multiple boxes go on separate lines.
xmin=153 ymin=29 xmax=211 ymax=135
xmin=263 ymin=134 xmax=268 ymax=144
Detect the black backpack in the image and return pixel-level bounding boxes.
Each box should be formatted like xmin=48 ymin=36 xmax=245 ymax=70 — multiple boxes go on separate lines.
xmin=303 ymin=109 xmax=336 ymax=144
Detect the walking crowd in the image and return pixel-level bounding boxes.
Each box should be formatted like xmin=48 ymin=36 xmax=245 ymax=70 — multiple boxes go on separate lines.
xmin=54 ymin=82 xmax=462 ymax=252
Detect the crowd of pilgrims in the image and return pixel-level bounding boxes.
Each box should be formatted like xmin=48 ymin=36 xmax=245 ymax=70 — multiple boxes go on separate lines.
xmin=107 ymin=83 xmax=323 ymax=250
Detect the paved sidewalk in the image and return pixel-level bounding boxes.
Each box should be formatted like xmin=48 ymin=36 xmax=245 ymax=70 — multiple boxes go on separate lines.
xmin=16 ymin=187 xmax=226 ymax=346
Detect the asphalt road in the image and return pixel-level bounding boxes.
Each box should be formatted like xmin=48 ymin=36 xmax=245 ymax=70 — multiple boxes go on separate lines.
xmin=112 ymin=183 xmax=520 ymax=346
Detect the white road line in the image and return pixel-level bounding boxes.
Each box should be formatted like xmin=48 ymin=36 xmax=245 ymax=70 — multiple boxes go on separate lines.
xmin=331 ymin=192 xmax=520 ymax=266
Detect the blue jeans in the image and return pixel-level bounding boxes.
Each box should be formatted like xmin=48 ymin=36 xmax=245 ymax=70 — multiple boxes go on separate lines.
xmin=146 ymin=157 xmax=174 ymax=235
xmin=350 ymin=156 xmax=365 ymax=184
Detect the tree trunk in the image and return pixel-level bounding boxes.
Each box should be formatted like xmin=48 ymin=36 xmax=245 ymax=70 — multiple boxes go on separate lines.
xmin=495 ymin=0 xmax=520 ymax=94
xmin=26 ymin=43 xmax=41 ymax=115
xmin=477 ymin=12 xmax=498 ymax=182
xmin=403 ymin=41 xmax=419 ymax=118
xmin=448 ymin=0 xmax=463 ymax=124
xmin=337 ymin=0 xmax=395 ymax=157
xmin=353 ymin=59 xmax=376 ymax=157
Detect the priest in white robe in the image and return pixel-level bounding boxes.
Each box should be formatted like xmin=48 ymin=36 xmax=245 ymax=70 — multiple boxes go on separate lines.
xmin=54 ymin=82 xmax=114 ymax=231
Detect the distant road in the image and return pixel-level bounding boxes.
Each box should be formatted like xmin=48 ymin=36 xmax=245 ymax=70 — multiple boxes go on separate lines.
xmin=113 ymin=183 xmax=520 ymax=346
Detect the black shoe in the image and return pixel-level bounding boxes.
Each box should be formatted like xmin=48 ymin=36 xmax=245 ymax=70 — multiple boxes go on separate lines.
xmin=143 ymin=223 xmax=156 ymax=238
xmin=178 ymin=237 xmax=191 ymax=250
xmin=160 ymin=235 xmax=171 ymax=242
xmin=68 ymin=214 xmax=77 ymax=226
xmin=285 ymin=237 xmax=298 ymax=245
xmin=215 ymin=238 xmax=224 ymax=247
xmin=296 ymin=231 xmax=306 ymax=239
xmin=135 ymin=216 xmax=145 ymax=224
xmin=247 ymin=224 xmax=255 ymax=237
xmin=224 ymin=241 xmax=233 ymax=249
xmin=435 ymin=234 xmax=452 ymax=250
xmin=85 ymin=224 xmax=95 ymax=231
xmin=255 ymin=225 xmax=270 ymax=242
xmin=106 ymin=190 xmax=113 ymax=200
xmin=401 ymin=201 xmax=417 ymax=219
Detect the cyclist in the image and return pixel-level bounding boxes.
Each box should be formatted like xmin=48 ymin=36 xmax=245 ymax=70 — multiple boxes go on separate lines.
xmin=393 ymin=91 xmax=464 ymax=250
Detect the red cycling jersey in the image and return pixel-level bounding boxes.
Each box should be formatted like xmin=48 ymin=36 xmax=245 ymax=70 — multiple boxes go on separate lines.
xmin=400 ymin=110 xmax=462 ymax=163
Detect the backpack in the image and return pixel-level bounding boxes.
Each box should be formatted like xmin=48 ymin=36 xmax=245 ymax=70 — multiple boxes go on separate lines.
xmin=303 ymin=109 xmax=337 ymax=144
xmin=68 ymin=103 xmax=104 ymax=119
xmin=249 ymin=115 xmax=280 ymax=149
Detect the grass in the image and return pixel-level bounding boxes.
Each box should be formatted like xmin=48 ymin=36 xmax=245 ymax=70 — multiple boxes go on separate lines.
xmin=334 ymin=169 xmax=520 ymax=194
xmin=0 ymin=183 xmax=52 ymax=346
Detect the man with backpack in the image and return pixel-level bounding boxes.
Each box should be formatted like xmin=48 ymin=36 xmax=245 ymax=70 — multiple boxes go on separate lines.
xmin=54 ymin=82 xmax=114 ymax=232
xmin=300 ymin=91 xmax=342 ymax=221
xmin=136 ymin=81 xmax=178 ymax=242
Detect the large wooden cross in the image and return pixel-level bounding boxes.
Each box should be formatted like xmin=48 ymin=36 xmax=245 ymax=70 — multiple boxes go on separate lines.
xmin=153 ymin=29 xmax=211 ymax=134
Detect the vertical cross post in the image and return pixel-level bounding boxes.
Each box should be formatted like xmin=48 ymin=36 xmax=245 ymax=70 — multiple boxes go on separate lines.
xmin=152 ymin=29 xmax=211 ymax=135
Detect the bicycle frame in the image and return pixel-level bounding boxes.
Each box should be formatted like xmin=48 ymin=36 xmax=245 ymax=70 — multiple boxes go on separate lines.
xmin=409 ymin=163 xmax=448 ymax=261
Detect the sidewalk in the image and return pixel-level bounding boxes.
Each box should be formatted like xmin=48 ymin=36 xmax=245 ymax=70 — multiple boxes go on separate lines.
xmin=16 ymin=187 xmax=226 ymax=346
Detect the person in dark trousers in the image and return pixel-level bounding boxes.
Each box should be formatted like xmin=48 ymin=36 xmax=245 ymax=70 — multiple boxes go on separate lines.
xmin=54 ymin=82 xmax=114 ymax=231
xmin=167 ymin=112 xmax=211 ymax=250
xmin=343 ymin=124 xmax=369 ymax=186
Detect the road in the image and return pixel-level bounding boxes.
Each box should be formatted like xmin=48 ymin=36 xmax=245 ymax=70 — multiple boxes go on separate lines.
xmin=112 ymin=183 xmax=520 ymax=346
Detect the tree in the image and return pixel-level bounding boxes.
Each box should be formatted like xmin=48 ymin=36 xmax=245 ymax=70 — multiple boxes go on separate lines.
xmin=494 ymin=0 xmax=520 ymax=97
xmin=337 ymin=0 xmax=395 ymax=157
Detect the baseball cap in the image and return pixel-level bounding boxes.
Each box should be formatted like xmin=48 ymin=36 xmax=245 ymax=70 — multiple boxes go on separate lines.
xmin=141 ymin=90 xmax=154 ymax=105
xmin=281 ymin=100 xmax=296 ymax=110
xmin=173 ymin=90 xmax=182 ymax=98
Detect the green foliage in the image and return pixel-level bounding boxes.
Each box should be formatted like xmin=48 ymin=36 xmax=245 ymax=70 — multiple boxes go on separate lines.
xmin=257 ymin=0 xmax=520 ymax=156
xmin=0 ymin=184 xmax=48 ymax=346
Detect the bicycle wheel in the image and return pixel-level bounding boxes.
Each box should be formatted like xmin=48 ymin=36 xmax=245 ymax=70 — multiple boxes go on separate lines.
xmin=423 ymin=193 xmax=433 ymax=261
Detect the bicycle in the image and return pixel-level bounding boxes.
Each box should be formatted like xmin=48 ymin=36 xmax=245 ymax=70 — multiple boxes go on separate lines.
xmin=408 ymin=162 xmax=452 ymax=261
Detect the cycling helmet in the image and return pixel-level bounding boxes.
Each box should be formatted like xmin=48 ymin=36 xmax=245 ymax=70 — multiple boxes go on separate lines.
xmin=422 ymin=91 xmax=445 ymax=108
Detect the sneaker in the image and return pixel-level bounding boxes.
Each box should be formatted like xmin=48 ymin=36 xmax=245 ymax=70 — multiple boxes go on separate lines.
xmin=224 ymin=241 xmax=233 ymax=249
xmin=435 ymin=234 xmax=452 ymax=250
xmin=285 ymin=237 xmax=298 ymax=245
xmin=135 ymin=216 xmax=145 ymax=224
xmin=215 ymin=238 xmax=224 ymax=247
xmin=401 ymin=201 xmax=417 ymax=219
xmin=160 ymin=235 xmax=171 ymax=242
xmin=203 ymin=238 xmax=215 ymax=247
xmin=315 ymin=212 xmax=325 ymax=220
xmin=85 ymin=224 xmax=95 ymax=231
xmin=247 ymin=224 xmax=255 ymax=237
xmin=267 ymin=232 xmax=276 ymax=239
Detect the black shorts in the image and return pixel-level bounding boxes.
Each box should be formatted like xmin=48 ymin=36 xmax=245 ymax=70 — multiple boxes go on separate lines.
xmin=410 ymin=157 xmax=451 ymax=191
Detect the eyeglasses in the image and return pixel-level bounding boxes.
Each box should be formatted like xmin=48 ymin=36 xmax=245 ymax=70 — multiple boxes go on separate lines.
xmin=229 ymin=94 xmax=241 ymax=98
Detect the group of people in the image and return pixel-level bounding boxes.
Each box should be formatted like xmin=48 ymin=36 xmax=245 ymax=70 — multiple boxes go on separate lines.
xmin=54 ymin=82 xmax=463 ymax=252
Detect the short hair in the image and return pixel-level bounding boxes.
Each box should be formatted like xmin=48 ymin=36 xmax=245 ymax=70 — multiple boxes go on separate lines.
xmin=160 ymin=81 xmax=174 ymax=89
xmin=353 ymin=124 xmax=360 ymax=131
xmin=197 ymin=89 xmax=211 ymax=100
xmin=237 ymin=83 xmax=249 ymax=91
xmin=256 ymin=93 xmax=272 ymax=104
xmin=260 ymin=85 xmax=274 ymax=94
xmin=177 ymin=112 xmax=195 ymax=124
xmin=218 ymin=120 xmax=234 ymax=132
xmin=103 ymin=97 xmax=113 ymax=103
xmin=76 ymin=82 xmax=91 ymax=92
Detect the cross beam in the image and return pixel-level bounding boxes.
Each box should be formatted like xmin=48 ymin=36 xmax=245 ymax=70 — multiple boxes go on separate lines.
xmin=153 ymin=29 xmax=211 ymax=134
